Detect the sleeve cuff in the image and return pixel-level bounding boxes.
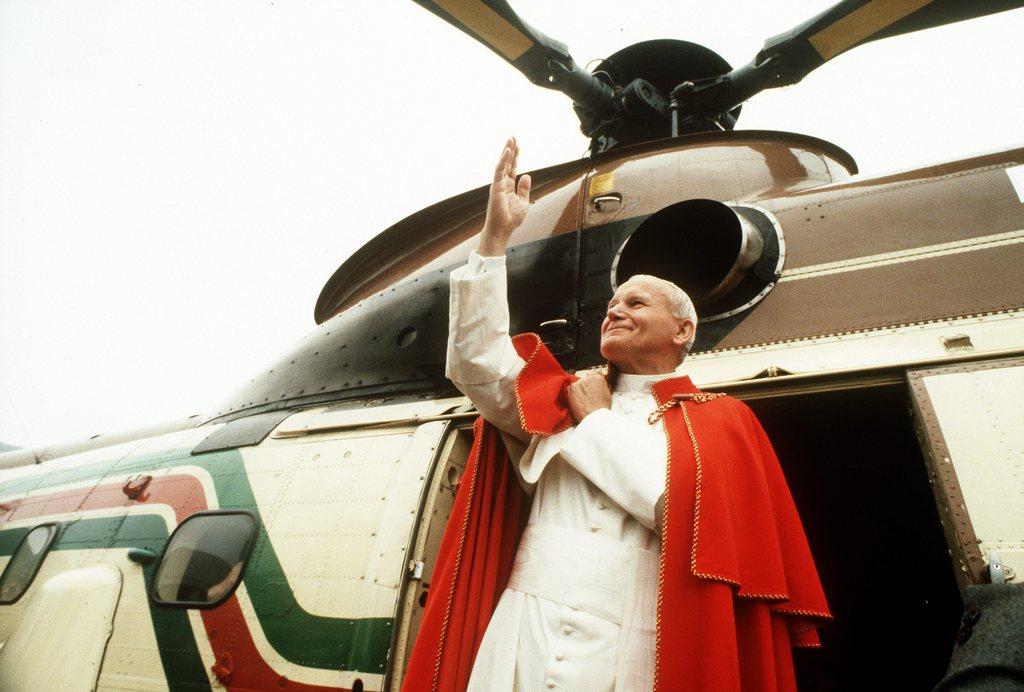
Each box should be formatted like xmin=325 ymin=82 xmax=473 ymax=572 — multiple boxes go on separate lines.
xmin=466 ymin=250 xmax=507 ymax=275
xmin=446 ymin=251 xmax=517 ymax=386
xmin=562 ymin=407 xmax=614 ymax=451
xmin=559 ymin=408 xmax=663 ymax=530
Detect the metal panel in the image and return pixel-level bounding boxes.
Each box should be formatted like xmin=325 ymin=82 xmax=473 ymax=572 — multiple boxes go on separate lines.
xmin=776 ymin=158 xmax=1024 ymax=269
xmin=908 ymin=357 xmax=1024 ymax=587
xmin=209 ymin=229 xmax=579 ymax=424
xmin=717 ymin=240 xmax=1024 ymax=350
xmin=0 ymin=564 xmax=122 ymax=690
xmin=190 ymin=410 xmax=292 ymax=455
xmin=387 ymin=424 xmax=471 ymax=689
xmin=272 ymin=397 xmax=467 ymax=437
xmin=239 ymin=420 xmax=452 ymax=688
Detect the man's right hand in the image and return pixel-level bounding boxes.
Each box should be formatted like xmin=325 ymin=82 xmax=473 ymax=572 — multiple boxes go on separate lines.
xmin=477 ymin=137 xmax=532 ymax=257
xmin=567 ymin=370 xmax=613 ymax=424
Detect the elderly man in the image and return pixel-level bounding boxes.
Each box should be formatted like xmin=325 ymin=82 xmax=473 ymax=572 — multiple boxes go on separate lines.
xmin=405 ymin=138 xmax=829 ymax=692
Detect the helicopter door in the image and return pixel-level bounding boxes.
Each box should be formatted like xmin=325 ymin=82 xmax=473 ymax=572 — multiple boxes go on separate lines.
xmin=907 ymin=356 xmax=1024 ymax=588
xmin=0 ymin=564 xmax=122 ymax=690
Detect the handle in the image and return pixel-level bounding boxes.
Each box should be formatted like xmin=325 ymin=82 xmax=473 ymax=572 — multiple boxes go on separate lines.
xmin=590 ymin=193 xmax=622 ymax=213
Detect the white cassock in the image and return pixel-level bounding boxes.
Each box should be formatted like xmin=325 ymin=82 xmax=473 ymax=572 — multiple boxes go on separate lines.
xmin=447 ymin=252 xmax=675 ymax=692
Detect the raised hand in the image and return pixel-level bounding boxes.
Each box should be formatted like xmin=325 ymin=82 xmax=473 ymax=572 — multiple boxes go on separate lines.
xmin=477 ymin=137 xmax=532 ymax=257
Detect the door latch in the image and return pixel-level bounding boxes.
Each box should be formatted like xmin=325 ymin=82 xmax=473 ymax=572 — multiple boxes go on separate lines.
xmin=590 ymin=193 xmax=622 ymax=213
xmin=538 ymin=318 xmax=575 ymax=354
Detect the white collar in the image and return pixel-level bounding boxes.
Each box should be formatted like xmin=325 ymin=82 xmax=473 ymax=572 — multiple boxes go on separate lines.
xmin=613 ymin=370 xmax=679 ymax=394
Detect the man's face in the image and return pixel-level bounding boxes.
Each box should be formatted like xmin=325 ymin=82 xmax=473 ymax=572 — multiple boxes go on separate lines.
xmin=599 ymin=278 xmax=692 ymax=372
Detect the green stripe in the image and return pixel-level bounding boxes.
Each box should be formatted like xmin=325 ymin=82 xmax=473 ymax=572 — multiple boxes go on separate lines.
xmin=1 ymin=516 xmax=211 ymax=690
xmin=0 ymin=444 xmax=394 ymax=674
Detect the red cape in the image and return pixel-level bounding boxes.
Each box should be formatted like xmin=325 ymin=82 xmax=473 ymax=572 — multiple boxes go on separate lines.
xmin=404 ymin=334 xmax=830 ymax=691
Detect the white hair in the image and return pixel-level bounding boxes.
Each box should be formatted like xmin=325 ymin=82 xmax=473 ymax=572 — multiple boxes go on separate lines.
xmin=620 ymin=274 xmax=698 ymax=355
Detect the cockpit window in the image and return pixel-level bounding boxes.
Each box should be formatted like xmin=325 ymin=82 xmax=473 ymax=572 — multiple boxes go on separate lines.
xmin=152 ymin=511 xmax=257 ymax=608
xmin=0 ymin=523 xmax=60 ymax=604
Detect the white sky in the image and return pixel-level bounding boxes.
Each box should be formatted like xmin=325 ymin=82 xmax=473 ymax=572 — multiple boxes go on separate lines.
xmin=2 ymin=1 xmax=1022 ymax=448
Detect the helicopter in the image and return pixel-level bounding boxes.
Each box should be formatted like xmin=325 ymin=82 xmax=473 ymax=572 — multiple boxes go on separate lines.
xmin=2 ymin=0 xmax=1024 ymax=689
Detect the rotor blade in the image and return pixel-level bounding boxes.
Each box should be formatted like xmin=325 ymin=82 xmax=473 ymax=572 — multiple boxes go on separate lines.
xmin=762 ymin=0 xmax=1024 ymax=83
xmin=689 ymin=0 xmax=1023 ymax=119
xmin=410 ymin=0 xmax=617 ymax=116
xmin=411 ymin=0 xmax=570 ymax=85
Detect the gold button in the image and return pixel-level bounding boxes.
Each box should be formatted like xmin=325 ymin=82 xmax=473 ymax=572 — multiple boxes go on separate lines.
xmin=563 ymin=625 xmax=572 ymax=635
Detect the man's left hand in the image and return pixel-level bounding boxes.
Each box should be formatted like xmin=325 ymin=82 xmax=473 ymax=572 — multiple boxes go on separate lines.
xmin=567 ymin=371 xmax=612 ymax=424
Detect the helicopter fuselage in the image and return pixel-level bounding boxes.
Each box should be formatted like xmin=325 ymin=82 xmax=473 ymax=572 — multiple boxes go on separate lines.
xmin=1 ymin=131 xmax=1023 ymax=690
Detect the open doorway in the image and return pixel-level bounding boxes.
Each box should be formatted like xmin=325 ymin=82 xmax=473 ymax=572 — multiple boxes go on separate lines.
xmin=747 ymin=383 xmax=962 ymax=690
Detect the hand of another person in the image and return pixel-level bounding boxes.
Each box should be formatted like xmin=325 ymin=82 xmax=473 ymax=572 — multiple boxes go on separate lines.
xmin=478 ymin=136 xmax=532 ymax=257
xmin=567 ymin=370 xmax=612 ymax=424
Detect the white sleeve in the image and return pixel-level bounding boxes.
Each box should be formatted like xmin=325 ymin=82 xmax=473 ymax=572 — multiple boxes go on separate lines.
xmin=557 ymin=408 xmax=666 ymax=530
xmin=446 ymin=251 xmax=530 ymax=442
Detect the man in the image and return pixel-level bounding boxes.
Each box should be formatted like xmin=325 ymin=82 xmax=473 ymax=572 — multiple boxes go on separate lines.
xmin=404 ymin=138 xmax=829 ymax=691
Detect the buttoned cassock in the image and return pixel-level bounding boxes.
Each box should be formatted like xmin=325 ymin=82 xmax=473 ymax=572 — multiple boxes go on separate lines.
xmin=446 ymin=251 xmax=671 ymax=691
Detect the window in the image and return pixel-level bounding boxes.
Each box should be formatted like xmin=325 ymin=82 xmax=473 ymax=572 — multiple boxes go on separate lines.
xmin=0 ymin=523 xmax=59 ymax=604
xmin=152 ymin=511 xmax=257 ymax=608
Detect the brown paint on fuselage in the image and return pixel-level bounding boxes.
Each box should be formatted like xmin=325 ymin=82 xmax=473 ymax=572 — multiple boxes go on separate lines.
xmin=580 ymin=135 xmax=855 ymax=232
xmin=315 ymin=130 xmax=855 ymax=323
xmin=716 ymin=243 xmax=1024 ymax=350
xmin=317 ymin=131 xmax=1023 ymax=355
xmin=220 ymin=131 xmax=1024 ymax=425
xmin=768 ymin=153 xmax=1024 ymax=269
xmin=413 ymin=172 xmax=587 ymax=278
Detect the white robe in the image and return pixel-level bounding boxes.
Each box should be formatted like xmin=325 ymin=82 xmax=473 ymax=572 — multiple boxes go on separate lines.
xmin=446 ymin=252 xmax=672 ymax=691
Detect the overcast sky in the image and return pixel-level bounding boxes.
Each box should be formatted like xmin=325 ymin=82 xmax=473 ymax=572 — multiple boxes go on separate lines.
xmin=2 ymin=1 xmax=1022 ymax=448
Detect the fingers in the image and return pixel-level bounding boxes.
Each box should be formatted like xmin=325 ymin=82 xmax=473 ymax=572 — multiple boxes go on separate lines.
xmin=574 ymin=369 xmax=609 ymax=389
xmin=604 ymin=363 xmax=617 ymax=388
xmin=516 ymin=173 xmax=531 ymax=202
xmin=493 ymin=136 xmax=521 ymax=185
xmin=493 ymin=142 xmax=512 ymax=184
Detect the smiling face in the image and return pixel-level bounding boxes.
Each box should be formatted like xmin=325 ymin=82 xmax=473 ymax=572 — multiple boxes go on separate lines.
xmin=600 ymin=277 xmax=696 ymax=374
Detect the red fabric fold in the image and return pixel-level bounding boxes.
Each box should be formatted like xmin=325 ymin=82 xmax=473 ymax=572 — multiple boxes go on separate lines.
xmin=510 ymin=332 xmax=577 ymax=435
xmin=402 ymin=418 xmax=530 ymax=692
